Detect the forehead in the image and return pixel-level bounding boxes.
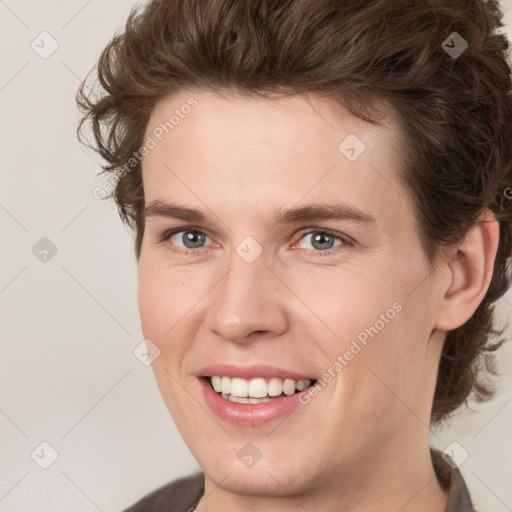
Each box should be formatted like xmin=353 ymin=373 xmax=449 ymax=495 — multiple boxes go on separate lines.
xmin=141 ymin=89 xmax=410 ymax=230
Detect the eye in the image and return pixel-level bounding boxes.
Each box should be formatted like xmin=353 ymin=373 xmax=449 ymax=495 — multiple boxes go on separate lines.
xmin=295 ymin=229 xmax=350 ymax=255
xmin=161 ymin=228 xmax=213 ymax=254
xmin=159 ymin=227 xmax=352 ymax=256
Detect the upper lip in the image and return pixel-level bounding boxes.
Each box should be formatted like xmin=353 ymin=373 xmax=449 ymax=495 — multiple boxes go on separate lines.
xmin=198 ymin=364 xmax=316 ymax=381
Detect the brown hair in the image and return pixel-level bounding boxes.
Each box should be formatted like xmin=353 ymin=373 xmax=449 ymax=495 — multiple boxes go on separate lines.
xmin=76 ymin=0 xmax=512 ymax=424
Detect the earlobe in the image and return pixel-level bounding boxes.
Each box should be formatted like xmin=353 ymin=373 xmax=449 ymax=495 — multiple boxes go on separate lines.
xmin=435 ymin=209 xmax=500 ymax=331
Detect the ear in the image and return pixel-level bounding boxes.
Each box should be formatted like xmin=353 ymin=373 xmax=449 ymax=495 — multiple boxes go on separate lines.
xmin=435 ymin=209 xmax=500 ymax=331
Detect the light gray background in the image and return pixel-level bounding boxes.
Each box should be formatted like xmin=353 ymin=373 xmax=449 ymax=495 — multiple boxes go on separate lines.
xmin=1 ymin=1 xmax=511 ymax=511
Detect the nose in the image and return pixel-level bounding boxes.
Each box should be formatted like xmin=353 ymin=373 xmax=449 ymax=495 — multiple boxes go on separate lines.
xmin=205 ymin=251 xmax=289 ymax=344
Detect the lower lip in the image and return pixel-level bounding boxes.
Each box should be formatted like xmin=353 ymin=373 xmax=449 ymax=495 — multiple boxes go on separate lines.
xmin=199 ymin=378 xmax=311 ymax=426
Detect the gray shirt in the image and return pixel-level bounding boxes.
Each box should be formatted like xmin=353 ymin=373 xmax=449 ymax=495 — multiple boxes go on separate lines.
xmin=123 ymin=448 xmax=474 ymax=511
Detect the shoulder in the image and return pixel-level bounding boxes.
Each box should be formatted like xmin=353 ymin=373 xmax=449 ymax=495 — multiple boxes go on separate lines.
xmin=122 ymin=472 xmax=204 ymax=512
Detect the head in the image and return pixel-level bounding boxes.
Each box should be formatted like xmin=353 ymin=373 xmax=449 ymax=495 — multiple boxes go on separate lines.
xmin=77 ymin=0 xmax=512 ymax=499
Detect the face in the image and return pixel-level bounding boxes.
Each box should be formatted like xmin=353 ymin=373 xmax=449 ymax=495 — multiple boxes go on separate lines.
xmin=137 ymin=89 xmax=445 ymax=497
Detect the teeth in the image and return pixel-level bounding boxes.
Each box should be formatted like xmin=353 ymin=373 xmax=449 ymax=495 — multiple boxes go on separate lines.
xmin=282 ymin=379 xmax=296 ymax=395
xmin=222 ymin=392 xmax=272 ymax=404
xmin=209 ymin=376 xmax=312 ymax=399
xmin=295 ymin=379 xmax=308 ymax=391
xmin=211 ymin=376 xmax=222 ymax=392
xmin=249 ymin=377 xmax=267 ymax=398
xmin=221 ymin=376 xmax=231 ymax=394
xmin=267 ymin=377 xmax=284 ymax=396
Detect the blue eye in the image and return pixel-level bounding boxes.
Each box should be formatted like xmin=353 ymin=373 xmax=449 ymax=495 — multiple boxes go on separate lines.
xmin=160 ymin=227 xmax=352 ymax=256
xmin=297 ymin=230 xmax=345 ymax=253
xmin=164 ymin=229 xmax=212 ymax=253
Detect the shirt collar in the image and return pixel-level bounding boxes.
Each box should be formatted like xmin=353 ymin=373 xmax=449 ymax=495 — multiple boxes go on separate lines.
xmin=431 ymin=448 xmax=475 ymax=512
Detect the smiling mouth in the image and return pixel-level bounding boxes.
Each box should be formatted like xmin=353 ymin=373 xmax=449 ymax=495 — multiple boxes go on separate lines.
xmin=205 ymin=376 xmax=318 ymax=404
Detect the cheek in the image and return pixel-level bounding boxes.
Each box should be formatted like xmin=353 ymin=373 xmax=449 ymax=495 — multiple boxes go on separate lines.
xmin=137 ymin=257 xmax=200 ymax=344
xmin=289 ymin=264 xmax=401 ymax=356
xmin=340 ymin=293 xmax=433 ymax=433
xmin=137 ymin=262 xmax=201 ymax=426
xmin=301 ymin=264 xmax=432 ymax=428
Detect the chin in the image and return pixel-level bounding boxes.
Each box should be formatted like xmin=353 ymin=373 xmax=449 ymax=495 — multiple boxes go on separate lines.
xmin=208 ymin=466 xmax=307 ymax=497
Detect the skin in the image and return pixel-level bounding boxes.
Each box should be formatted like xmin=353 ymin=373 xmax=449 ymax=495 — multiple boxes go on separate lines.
xmin=137 ymin=89 xmax=499 ymax=512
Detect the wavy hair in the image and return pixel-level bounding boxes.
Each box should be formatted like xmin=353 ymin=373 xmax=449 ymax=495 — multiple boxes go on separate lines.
xmin=76 ymin=0 xmax=512 ymax=424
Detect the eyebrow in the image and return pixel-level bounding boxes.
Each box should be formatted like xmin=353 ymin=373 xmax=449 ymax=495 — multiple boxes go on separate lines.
xmin=144 ymin=200 xmax=376 ymax=228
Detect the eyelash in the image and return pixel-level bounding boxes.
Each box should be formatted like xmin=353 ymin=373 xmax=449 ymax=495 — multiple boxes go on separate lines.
xmin=158 ymin=226 xmax=354 ymax=257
